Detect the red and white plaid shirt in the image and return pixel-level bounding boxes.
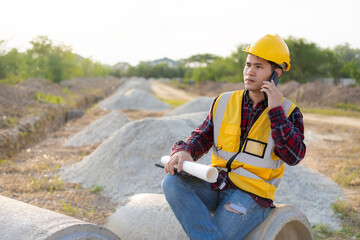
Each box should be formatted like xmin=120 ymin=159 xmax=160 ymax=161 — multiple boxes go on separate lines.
xmin=171 ymin=90 xmax=306 ymax=208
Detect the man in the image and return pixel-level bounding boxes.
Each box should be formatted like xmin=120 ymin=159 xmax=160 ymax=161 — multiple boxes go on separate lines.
xmin=162 ymin=34 xmax=306 ymax=240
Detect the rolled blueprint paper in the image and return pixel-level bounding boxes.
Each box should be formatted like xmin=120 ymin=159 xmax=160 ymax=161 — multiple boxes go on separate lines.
xmin=161 ymin=156 xmax=219 ymax=183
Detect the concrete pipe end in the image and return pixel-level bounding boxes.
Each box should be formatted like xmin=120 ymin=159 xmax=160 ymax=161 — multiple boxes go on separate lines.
xmin=244 ymin=204 xmax=314 ymax=240
xmin=46 ymin=224 xmax=120 ymax=240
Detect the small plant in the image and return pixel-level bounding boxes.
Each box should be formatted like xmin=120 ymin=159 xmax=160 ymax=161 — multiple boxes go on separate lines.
xmin=90 ymin=183 xmax=104 ymax=194
xmin=61 ymin=201 xmax=77 ymax=216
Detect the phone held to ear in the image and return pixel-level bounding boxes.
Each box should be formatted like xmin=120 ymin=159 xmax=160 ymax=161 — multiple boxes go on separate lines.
xmin=270 ymin=71 xmax=279 ymax=86
xmin=264 ymin=71 xmax=279 ymax=101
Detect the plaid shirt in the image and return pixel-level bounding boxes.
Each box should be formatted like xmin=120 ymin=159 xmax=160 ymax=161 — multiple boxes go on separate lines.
xmin=171 ymin=90 xmax=306 ymax=208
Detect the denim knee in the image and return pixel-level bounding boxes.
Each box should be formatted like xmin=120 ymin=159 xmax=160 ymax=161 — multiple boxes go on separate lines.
xmin=162 ymin=174 xmax=178 ymax=196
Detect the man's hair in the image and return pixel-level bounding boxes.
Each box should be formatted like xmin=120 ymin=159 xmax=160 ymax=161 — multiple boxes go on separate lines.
xmin=268 ymin=61 xmax=283 ymax=73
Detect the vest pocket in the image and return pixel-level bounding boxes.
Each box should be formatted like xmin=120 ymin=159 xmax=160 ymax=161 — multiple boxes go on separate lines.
xmin=219 ymin=123 xmax=240 ymax=152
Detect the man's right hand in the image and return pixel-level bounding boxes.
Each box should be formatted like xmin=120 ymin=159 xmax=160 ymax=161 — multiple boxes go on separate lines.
xmin=165 ymin=151 xmax=194 ymax=175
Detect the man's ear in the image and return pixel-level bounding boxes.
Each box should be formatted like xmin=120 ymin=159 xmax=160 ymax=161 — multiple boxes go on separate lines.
xmin=275 ymin=68 xmax=283 ymax=78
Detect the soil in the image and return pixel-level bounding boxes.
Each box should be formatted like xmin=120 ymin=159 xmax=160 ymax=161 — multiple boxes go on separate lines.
xmin=0 ymin=78 xmax=359 ymax=231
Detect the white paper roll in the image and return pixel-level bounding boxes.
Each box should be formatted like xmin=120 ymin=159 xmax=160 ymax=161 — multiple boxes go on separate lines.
xmin=161 ymin=156 xmax=219 ymax=183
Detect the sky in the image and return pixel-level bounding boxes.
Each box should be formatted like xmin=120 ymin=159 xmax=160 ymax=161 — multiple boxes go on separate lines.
xmin=1 ymin=0 xmax=360 ymax=66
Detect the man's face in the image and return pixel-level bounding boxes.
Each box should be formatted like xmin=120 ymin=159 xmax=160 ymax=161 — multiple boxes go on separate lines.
xmin=243 ymin=54 xmax=272 ymax=92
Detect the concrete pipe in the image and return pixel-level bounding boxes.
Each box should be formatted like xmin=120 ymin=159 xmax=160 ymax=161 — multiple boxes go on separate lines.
xmin=106 ymin=193 xmax=313 ymax=240
xmin=0 ymin=195 xmax=120 ymax=240
xmin=243 ymin=204 xmax=313 ymax=240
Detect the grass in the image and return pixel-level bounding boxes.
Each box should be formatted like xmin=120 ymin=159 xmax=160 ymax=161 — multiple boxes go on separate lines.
xmin=0 ymin=76 xmax=24 ymax=85
xmin=333 ymin=166 xmax=360 ymax=187
xmin=312 ymin=224 xmax=360 ymax=240
xmin=311 ymin=200 xmax=360 ymax=239
xmin=331 ymin=146 xmax=360 ymax=187
xmin=312 ymin=197 xmax=360 ymax=239
xmin=0 ymin=159 xmax=14 ymax=167
xmin=335 ymin=103 xmax=360 ymax=112
xmin=301 ymin=106 xmax=360 ymax=118
xmin=2 ymin=115 xmax=18 ymax=128
xmin=35 ymin=91 xmax=65 ymax=105
xmin=30 ymin=176 xmax=64 ymax=193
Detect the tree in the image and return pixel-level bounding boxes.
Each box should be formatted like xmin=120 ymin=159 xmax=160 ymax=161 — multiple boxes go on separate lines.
xmin=284 ymin=37 xmax=328 ymax=83
xmin=322 ymin=49 xmax=343 ymax=85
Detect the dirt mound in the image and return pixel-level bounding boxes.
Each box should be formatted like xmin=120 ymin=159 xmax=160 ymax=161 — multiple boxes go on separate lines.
xmin=165 ymin=97 xmax=214 ymax=116
xmin=283 ymin=81 xmax=360 ymax=108
xmin=0 ymin=84 xmax=33 ymax=120
xmin=0 ymin=77 xmax=123 ymax=158
xmin=18 ymin=78 xmax=64 ymax=96
xmin=278 ymin=81 xmax=301 ymax=98
xmin=64 ymin=110 xmax=130 ymax=147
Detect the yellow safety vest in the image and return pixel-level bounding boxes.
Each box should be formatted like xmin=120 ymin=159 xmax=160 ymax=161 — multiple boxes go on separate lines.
xmin=211 ymin=90 xmax=296 ymax=201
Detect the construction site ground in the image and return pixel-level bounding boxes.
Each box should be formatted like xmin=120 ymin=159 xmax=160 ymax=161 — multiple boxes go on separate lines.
xmin=0 ymin=78 xmax=359 ymax=238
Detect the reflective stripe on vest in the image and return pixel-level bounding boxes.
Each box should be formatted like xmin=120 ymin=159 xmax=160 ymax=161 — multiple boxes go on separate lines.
xmin=211 ymin=90 xmax=296 ymax=201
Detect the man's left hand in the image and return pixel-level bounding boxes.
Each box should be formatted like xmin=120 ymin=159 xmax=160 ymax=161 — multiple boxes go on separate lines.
xmin=261 ymin=80 xmax=283 ymax=109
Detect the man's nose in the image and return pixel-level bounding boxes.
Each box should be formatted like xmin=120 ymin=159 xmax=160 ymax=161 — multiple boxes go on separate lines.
xmin=246 ymin=66 xmax=255 ymax=76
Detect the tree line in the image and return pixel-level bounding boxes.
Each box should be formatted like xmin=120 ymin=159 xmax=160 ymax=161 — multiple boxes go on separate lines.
xmin=116 ymin=37 xmax=360 ymax=85
xmin=1 ymin=35 xmax=359 ymax=85
xmin=0 ymin=36 xmax=108 ymax=85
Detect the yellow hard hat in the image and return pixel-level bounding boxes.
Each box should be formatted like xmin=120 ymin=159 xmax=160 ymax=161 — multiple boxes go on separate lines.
xmin=243 ymin=34 xmax=291 ymax=71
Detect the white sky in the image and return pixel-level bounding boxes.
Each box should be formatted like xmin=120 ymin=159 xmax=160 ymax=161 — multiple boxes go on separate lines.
xmin=1 ymin=0 xmax=359 ymax=66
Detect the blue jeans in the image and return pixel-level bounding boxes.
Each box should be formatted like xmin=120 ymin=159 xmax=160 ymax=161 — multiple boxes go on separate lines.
xmin=162 ymin=174 xmax=272 ymax=240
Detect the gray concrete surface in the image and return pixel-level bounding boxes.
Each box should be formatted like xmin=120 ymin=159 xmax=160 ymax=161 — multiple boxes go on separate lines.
xmin=0 ymin=195 xmax=120 ymax=240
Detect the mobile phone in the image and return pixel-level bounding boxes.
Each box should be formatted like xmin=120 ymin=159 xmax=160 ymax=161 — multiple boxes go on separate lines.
xmin=264 ymin=71 xmax=279 ymax=100
xmin=270 ymin=71 xmax=279 ymax=86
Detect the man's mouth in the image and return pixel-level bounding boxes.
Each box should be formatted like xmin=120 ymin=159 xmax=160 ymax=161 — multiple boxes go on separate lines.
xmin=245 ymin=78 xmax=255 ymax=83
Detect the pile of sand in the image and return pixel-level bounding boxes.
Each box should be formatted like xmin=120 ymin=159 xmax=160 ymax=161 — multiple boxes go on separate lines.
xmin=166 ymin=97 xmax=214 ymax=116
xmin=277 ymin=164 xmax=343 ymax=228
xmin=98 ymin=88 xmax=170 ymax=111
xmin=61 ymin=112 xmax=209 ymax=200
xmin=64 ymin=111 xmax=129 ymax=147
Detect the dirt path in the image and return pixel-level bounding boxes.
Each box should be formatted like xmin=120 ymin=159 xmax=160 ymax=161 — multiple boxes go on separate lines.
xmin=151 ymin=81 xmax=196 ymax=100
xmin=304 ymin=113 xmax=360 ymax=129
